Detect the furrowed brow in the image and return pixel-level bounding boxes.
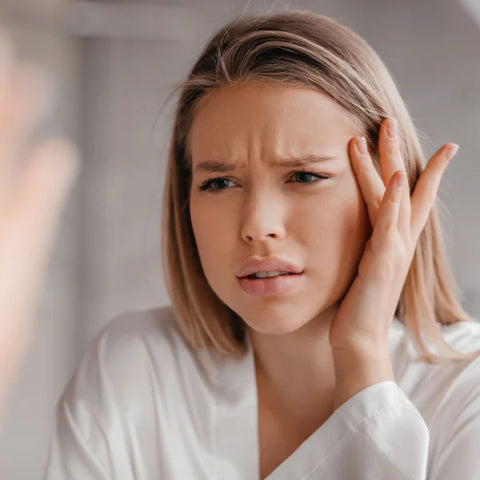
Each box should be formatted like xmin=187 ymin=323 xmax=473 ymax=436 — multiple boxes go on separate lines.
xmin=193 ymin=154 xmax=340 ymax=173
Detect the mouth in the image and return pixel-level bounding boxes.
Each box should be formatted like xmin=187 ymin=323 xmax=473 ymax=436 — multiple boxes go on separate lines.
xmin=243 ymin=272 xmax=301 ymax=279
xmin=237 ymin=272 xmax=304 ymax=297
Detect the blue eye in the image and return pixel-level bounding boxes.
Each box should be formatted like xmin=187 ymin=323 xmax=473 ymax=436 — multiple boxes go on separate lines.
xmin=198 ymin=170 xmax=329 ymax=192
xmin=199 ymin=177 xmax=234 ymax=191
xmin=291 ymin=171 xmax=326 ymax=184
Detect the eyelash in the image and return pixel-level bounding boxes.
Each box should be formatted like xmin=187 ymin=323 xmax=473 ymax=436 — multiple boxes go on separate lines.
xmin=198 ymin=169 xmax=329 ymax=192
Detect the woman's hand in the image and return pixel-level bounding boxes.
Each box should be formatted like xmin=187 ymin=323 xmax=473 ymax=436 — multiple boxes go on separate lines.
xmin=0 ymin=29 xmax=80 ymax=414
xmin=329 ymin=117 xmax=458 ymax=409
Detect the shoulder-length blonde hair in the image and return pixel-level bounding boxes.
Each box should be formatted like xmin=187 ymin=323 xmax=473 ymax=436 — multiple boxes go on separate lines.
xmin=161 ymin=10 xmax=479 ymax=364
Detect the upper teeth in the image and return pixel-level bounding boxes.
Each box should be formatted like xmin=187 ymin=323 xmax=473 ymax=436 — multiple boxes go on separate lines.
xmin=251 ymin=270 xmax=290 ymax=278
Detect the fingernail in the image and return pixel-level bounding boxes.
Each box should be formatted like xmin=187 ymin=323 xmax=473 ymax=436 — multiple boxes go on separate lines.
xmin=446 ymin=144 xmax=459 ymax=162
xmin=356 ymin=136 xmax=368 ymax=154
xmin=387 ymin=118 xmax=397 ymax=138
xmin=396 ymin=171 xmax=406 ymax=188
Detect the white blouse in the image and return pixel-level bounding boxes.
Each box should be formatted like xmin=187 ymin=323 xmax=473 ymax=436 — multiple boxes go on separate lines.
xmin=44 ymin=305 xmax=480 ymax=479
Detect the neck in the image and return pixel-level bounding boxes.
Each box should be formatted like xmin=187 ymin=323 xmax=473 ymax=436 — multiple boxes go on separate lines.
xmin=248 ymin=305 xmax=337 ymax=421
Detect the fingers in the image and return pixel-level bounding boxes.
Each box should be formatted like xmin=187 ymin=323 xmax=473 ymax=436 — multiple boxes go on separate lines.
xmin=356 ymin=170 xmax=406 ymax=284
xmin=349 ymin=136 xmax=385 ymax=226
xmin=378 ymin=118 xmax=404 ymax=184
xmin=350 ymin=117 xmax=412 ymax=236
xmin=410 ymin=143 xmax=458 ymax=242
xmin=379 ymin=118 xmax=411 ymax=235
xmin=0 ymin=29 xmax=53 ymax=194
xmin=374 ymin=170 xmax=405 ymax=237
xmin=4 ymin=138 xmax=80 ymax=242
xmin=0 ymin=138 xmax=80 ymax=318
xmin=351 ymin=115 xmax=458 ymax=278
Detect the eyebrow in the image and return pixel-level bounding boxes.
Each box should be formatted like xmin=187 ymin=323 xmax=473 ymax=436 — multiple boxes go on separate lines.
xmin=193 ymin=154 xmax=341 ymax=173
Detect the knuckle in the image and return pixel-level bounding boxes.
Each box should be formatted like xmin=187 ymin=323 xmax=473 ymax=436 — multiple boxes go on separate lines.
xmin=357 ymin=162 xmax=371 ymax=178
xmin=421 ymin=183 xmax=438 ymax=203
xmin=382 ymin=217 xmax=397 ymax=234
xmin=389 ymin=188 xmax=402 ymax=203
xmin=427 ymin=189 xmax=437 ymax=204
xmin=424 ymin=161 xmax=445 ymax=183
xmin=382 ymin=217 xmax=397 ymax=233
xmin=386 ymin=136 xmax=400 ymax=155
xmin=423 ymin=163 xmax=439 ymax=177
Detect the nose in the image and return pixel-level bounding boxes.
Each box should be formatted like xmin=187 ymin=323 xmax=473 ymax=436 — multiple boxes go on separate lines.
xmin=240 ymin=191 xmax=286 ymax=243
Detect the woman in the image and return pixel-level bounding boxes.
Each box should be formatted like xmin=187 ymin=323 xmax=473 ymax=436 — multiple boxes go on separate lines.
xmin=45 ymin=10 xmax=480 ymax=479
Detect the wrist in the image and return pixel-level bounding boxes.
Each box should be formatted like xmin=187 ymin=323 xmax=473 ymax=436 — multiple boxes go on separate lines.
xmin=332 ymin=343 xmax=394 ymax=409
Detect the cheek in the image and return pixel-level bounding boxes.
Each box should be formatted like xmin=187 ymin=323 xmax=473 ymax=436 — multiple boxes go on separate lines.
xmin=189 ymin=199 xmax=235 ymax=275
xmin=190 ymin=197 xmax=235 ymax=240
xmin=190 ymin=200 xmax=215 ymax=256
xmin=335 ymin=189 xmax=371 ymax=274
xmin=304 ymin=186 xmax=370 ymax=273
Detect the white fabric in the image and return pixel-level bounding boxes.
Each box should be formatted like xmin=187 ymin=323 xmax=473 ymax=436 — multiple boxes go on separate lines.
xmin=44 ymin=305 xmax=480 ymax=479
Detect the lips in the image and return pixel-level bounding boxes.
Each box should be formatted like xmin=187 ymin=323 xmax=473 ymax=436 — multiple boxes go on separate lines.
xmin=236 ymin=256 xmax=303 ymax=278
xmin=245 ymin=272 xmax=293 ymax=279
xmin=238 ymin=270 xmax=304 ymax=296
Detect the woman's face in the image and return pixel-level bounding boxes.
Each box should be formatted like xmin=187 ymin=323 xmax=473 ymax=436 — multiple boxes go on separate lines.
xmin=189 ymin=82 xmax=372 ymax=334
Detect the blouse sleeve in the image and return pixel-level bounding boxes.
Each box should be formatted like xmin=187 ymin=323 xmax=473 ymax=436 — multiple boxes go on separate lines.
xmin=272 ymin=380 xmax=429 ymax=480
xmin=325 ymin=380 xmax=429 ymax=479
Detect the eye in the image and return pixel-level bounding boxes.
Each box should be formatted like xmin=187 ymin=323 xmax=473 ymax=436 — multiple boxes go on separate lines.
xmin=197 ymin=169 xmax=329 ymax=192
xmin=198 ymin=177 xmax=236 ymax=192
xmin=289 ymin=169 xmax=329 ymax=184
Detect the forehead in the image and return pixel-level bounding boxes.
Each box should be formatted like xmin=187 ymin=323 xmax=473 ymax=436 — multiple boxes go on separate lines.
xmin=189 ymin=82 xmax=363 ymax=169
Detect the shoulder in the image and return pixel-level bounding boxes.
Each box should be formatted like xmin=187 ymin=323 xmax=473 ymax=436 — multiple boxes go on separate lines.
xmin=52 ymin=307 xmax=218 ymax=471
xmin=391 ymin=318 xmax=480 ymax=416
xmin=390 ymin=317 xmax=480 ymax=365
xmin=87 ymin=304 xmax=182 ymax=367
xmin=426 ymin=321 xmax=480 ymax=474
xmin=95 ymin=304 xmax=179 ymax=345
xmin=59 ymin=305 xmax=205 ymax=412
xmin=78 ymin=305 xmax=181 ymax=380
xmin=56 ymin=305 xmax=221 ymax=450
xmin=435 ymin=319 xmax=480 ymax=405
xmin=439 ymin=318 xmax=480 ymax=355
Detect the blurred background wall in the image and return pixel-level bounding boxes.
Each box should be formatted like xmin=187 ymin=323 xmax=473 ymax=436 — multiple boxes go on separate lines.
xmin=0 ymin=0 xmax=479 ymax=478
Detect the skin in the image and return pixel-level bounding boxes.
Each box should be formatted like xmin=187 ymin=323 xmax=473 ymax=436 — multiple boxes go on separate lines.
xmin=0 ymin=30 xmax=79 ymax=416
xmin=189 ymin=82 xmax=458 ymax=428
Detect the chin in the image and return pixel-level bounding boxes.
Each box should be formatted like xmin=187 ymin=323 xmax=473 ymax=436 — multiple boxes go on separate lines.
xmin=242 ymin=299 xmax=339 ymax=337
xmin=239 ymin=306 xmax=313 ymax=336
xmin=248 ymin=323 xmax=306 ymax=336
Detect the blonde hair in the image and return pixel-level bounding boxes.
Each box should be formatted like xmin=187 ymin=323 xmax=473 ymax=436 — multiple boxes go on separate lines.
xmin=161 ymin=10 xmax=479 ymax=363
